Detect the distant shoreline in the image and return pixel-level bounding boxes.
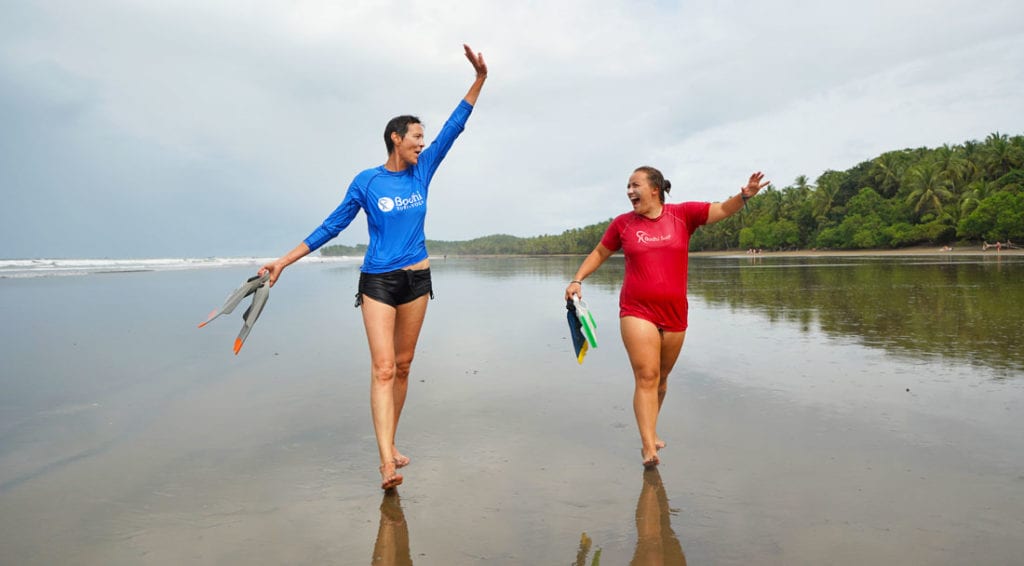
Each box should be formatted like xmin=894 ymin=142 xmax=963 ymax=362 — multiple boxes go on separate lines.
xmin=427 ymin=245 xmax=1024 ymax=260
xmin=689 ymin=245 xmax=1024 ymax=258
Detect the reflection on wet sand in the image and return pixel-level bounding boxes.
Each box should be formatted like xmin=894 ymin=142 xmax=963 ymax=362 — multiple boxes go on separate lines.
xmin=371 ymin=490 xmax=412 ymax=566
xmin=574 ymin=532 xmax=601 ymax=565
xmin=631 ymin=468 xmax=686 ymax=565
xmin=574 ymin=469 xmax=687 ymax=565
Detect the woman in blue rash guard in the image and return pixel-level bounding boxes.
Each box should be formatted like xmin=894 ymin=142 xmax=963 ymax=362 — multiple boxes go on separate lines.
xmin=260 ymin=44 xmax=487 ymax=491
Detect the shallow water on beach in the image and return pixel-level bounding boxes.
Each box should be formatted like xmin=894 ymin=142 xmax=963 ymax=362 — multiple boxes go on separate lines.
xmin=1 ymin=255 xmax=1023 ymax=564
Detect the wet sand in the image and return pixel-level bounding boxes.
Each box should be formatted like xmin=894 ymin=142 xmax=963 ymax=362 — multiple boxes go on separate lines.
xmin=1 ymin=258 xmax=1022 ymax=564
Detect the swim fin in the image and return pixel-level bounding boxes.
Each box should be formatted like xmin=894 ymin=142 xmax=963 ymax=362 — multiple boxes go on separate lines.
xmin=567 ymin=298 xmax=589 ymax=364
xmin=233 ymin=281 xmax=269 ymax=354
xmin=567 ymin=295 xmax=598 ymax=364
xmin=572 ymin=295 xmax=598 ymax=349
xmin=198 ymin=272 xmax=271 ymax=354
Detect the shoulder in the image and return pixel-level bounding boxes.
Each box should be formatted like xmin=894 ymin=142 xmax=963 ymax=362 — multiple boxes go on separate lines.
xmin=665 ymin=201 xmax=711 ymax=228
xmin=610 ymin=211 xmax=638 ymax=228
xmin=669 ymin=201 xmax=710 ymax=216
xmin=350 ymin=167 xmax=395 ymax=192
xmin=353 ymin=166 xmax=385 ymax=184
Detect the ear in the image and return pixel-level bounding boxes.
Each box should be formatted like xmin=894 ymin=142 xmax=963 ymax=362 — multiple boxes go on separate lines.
xmin=390 ymin=131 xmax=403 ymax=146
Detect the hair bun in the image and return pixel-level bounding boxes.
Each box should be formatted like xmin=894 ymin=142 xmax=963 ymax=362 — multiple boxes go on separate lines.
xmin=663 ymin=179 xmax=672 ymax=193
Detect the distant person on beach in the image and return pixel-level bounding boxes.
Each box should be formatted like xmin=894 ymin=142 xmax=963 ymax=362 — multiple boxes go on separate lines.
xmin=564 ymin=166 xmax=768 ymax=467
xmin=260 ymin=45 xmax=487 ymax=490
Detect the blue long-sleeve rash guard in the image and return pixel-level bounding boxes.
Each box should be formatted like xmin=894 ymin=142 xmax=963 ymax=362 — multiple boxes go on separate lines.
xmin=304 ymin=100 xmax=474 ymax=273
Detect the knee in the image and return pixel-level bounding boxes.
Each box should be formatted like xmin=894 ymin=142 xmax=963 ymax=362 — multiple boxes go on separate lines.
xmin=634 ymin=369 xmax=659 ymax=389
xmin=372 ymin=361 xmax=397 ymax=383
xmin=394 ymin=356 xmax=414 ymax=380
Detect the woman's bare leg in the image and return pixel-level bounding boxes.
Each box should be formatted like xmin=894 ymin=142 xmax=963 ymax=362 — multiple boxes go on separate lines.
xmin=621 ymin=316 xmax=664 ymax=466
xmin=622 ymin=317 xmax=687 ymax=464
xmin=655 ymin=330 xmax=686 ymax=450
xmin=362 ymin=296 xmax=403 ymax=489
xmin=390 ymin=294 xmax=428 ymax=467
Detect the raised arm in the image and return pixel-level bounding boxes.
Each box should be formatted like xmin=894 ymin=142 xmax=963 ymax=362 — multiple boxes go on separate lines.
xmin=462 ymin=44 xmax=488 ymax=106
xmin=706 ymin=171 xmax=769 ymax=225
xmin=564 ymin=243 xmax=614 ymax=300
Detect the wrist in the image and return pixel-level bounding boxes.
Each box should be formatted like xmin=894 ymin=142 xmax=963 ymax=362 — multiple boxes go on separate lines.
xmin=570 ymin=280 xmax=582 ymax=285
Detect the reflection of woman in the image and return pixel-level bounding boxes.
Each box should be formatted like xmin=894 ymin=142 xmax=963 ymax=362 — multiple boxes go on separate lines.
xmin=261 ymin=45 xmax=488 ymax=490
xmin=565 ymin=167 xmax=767 ymax=467
xmin=371 ymin=491 xmax=413 ymax=566
xmin=631 ymin=468 xmax=686 ymax=565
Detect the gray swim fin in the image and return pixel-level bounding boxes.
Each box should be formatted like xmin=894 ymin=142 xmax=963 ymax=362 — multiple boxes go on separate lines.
xmin=198 ymin=272 xmax=271 ymax=354
xmin=233 ymin=281 xmax=269 ymax=355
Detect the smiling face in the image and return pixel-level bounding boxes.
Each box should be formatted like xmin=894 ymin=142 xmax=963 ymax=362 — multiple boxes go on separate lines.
xmin=390 ymin=123 xmax=425 ymax=168
xmin=627 ymin=170 xmax=662 ymax=217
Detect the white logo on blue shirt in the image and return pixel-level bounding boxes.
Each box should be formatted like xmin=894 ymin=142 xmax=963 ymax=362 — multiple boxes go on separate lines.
xmin=377 ymin=197 xmax=395 ymax=212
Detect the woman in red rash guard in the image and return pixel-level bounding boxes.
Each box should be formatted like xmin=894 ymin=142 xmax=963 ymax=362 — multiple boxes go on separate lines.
xmin=565 ymin=166 xmax=768 ymax=468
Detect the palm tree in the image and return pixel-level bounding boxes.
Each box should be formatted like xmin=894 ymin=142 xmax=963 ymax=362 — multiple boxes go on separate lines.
xmin=980 ymin=132 xmax=1024 ymax=179
xmin=957 ymin=179 xmax=994 ymax=221
xmin=958 ymin=140 xmax=984 ymax=183
xmin=792 ymin=175 xmax=812 ymax=199
xmin=904 ymin=161 xmax=954 ymax=218
xmin=812 ymin=174 xmax=840 ymax=221
xmin=932 ymin=144 xmax=969 ymax=192
xmin=870 ymin=151 xmax=907 ymax=198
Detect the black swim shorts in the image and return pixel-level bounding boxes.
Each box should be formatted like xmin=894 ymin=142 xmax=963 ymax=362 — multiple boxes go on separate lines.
xmin=355 ymin=268 xmax=433 ymax=307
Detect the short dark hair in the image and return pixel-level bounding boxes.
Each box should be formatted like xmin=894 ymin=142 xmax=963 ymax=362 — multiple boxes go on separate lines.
xmin=384 ymin=115 xmax=421 ymax=154
xmin=635 ymin=166 xmax=672 ymax=202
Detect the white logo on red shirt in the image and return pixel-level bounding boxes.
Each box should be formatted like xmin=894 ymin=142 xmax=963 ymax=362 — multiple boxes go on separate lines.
xmin=635 ymin=230 xmax=672 ymax=244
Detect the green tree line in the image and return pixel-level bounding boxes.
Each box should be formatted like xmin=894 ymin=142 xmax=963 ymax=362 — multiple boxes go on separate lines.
xmin=321 ymin=221 xmax=613 ymax=256
xmin=693 ymin=131 xmax=1024 ymax=250
xmin=322 ymin=132 xmax=1024 ymax=256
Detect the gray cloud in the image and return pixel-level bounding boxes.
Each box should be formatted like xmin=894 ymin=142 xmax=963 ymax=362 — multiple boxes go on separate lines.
xmin=2 ymin=0 xmax=1023 ymax=258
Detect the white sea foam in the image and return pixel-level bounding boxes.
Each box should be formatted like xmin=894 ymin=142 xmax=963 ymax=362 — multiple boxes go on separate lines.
xmin=0 ymin=256 xmax=360 ymax=279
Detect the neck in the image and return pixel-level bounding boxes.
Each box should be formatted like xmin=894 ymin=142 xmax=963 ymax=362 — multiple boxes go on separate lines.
xmin=640 ymin=203 xmax=663 ymax=219
xmin=384 ymin=154 xmax=409 ymax=172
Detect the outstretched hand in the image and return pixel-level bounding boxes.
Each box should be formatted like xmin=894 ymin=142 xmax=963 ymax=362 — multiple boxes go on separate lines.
xmin=463 ymin=44 xmax=487 ymax=78
xmin=741 ymin=172 xmax=769 ymax=199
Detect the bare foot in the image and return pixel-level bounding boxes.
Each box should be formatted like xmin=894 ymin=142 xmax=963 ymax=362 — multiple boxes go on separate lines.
xmin=642 ymin=451 xmax=660 ymax=469
xmin=655 ymin=438 xmax=666 ymax=451
xmin=379 ymin=463 xmax=403 ymax=491
xmin=393 ymin=448 xmax=410 ymax=469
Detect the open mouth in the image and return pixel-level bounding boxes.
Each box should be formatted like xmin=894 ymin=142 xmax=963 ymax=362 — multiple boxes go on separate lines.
xmin=628 ymin=195 xmax=640 ymax=206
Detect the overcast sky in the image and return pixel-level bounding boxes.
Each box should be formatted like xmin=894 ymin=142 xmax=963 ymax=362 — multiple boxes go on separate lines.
xmin=2 ymin=0 xmax=1023 ymax=259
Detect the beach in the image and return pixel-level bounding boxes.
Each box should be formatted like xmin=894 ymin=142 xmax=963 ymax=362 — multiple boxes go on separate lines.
xmin=1 ymin=255 xmax=1022 ymax=564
